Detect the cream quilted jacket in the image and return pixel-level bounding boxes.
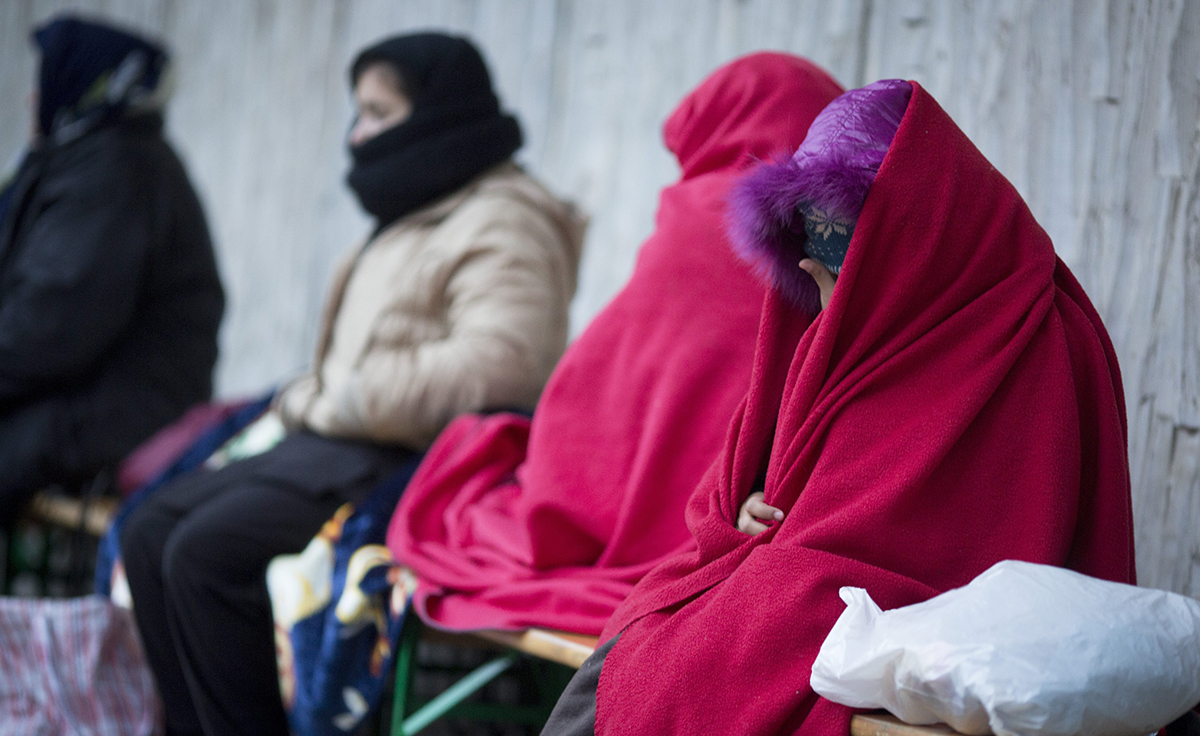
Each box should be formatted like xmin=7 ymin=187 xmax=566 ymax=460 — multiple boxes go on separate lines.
xmin=274 ymin=162 xmax=585 ymax=449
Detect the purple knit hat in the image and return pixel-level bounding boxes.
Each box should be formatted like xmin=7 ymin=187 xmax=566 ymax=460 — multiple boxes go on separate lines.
xmin=726 ymin=79 xmax=912 ymax=314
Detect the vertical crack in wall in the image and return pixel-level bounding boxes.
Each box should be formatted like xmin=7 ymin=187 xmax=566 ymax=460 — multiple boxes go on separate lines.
xmin=852 ymin=0 xmax=874 ymax=88
xmin=542 ymin=0 xmax=574 ymax=185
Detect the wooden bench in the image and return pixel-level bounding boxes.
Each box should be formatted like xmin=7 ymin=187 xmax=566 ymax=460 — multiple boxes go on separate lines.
xmin=389 ymin=619 xmax=589 ymax=735
xmin=851 ymin=713 xmax=965 ymax=736
xmin=31 ymin=489 xmax=962 ymax=736
xmin=27 ymin=491 xmax=118 ymax=537
xmin=3 ymin=483 xmax=119 ymax=596
xmin=390 ymin=623 xmax=964 ymax=736
xmin=471 ymin=627 xmax=598 ymax=669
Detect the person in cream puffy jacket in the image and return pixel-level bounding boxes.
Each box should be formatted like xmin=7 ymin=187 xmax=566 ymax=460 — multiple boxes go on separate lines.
xmin=120 ymin=32 xmax=583 ymax=736
xmin=276 ymin=160 xmax=582 ymax=450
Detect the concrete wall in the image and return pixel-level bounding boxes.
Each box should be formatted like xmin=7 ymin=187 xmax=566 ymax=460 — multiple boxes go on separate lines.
xmin=2 ymin=0 xmax=1197 ymax=595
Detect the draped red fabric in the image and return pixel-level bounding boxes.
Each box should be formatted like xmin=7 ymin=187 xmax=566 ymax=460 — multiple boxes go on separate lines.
xmin=385 ymin=53 xmax=844 ymax=635
xmin=595 ymin=82 xmax=1134 ymax=736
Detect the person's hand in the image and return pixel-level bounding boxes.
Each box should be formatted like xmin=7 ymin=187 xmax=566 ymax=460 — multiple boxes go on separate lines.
xmin=737 ymin=491 xmax=784 ymax=535
xmin=800 ymin=258 xmax=837 ymax=310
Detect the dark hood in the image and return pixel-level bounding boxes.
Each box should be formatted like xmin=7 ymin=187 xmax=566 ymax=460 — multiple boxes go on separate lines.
xmin=346 ymin=32 xmax=522 ymax=230
xmin=34 ymin=15 xmax=169 ymax=145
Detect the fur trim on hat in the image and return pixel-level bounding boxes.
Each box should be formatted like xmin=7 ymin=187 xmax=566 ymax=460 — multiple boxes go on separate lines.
xmin=726 ymin=150 xmax=876 ymax=315
xmin=725 ymin=79 xmax=912 ymax=313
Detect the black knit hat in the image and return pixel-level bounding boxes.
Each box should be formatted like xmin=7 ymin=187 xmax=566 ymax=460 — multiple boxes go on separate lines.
xmin=33 ymin=15 xmax=169 ymax=142
xmin=345 ymin=32 xmax=522 ymax=229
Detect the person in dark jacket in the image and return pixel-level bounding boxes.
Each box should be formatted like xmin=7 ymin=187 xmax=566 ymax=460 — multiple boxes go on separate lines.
xmin=0 ymin=16 xmax=224 ymax=522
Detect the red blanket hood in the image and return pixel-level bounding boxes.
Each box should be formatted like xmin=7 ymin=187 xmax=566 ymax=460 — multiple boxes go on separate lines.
xmin=595 ymin=81 xmax=1134 ymax=736
xmin=386 ymin=53 xmax=844 ymax=635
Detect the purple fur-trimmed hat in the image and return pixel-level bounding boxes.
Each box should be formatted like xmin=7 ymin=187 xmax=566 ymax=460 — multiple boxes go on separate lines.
xmin=726 ymin=79 xmax=912 ymax=314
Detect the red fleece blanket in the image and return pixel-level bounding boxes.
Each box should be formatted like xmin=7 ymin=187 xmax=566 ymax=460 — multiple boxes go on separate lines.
xmin=595 ymin=82 xmax=1134 ymax=736
xmin=386 ymin=53 xmax=844 ymax=635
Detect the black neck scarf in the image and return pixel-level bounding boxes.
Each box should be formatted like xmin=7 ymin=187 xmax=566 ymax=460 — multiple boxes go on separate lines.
xmin=346 ymin=33 xmax=523 ymax=231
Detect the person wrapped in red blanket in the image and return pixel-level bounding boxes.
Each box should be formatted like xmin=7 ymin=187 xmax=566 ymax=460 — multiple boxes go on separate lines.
xmin=386 ymin=53 xmax=844 ymax=636
xmin=541 ymin=79 xmax=1134 ymax=735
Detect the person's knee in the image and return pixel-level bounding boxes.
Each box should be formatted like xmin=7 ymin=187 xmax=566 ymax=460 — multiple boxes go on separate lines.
xmin=119 ymin=503 xmax=169 ymax=580
xmin=160 ymin=521 xmax=205 ymax=592
xmin=160 ymin=517 xmax=240 ymax=597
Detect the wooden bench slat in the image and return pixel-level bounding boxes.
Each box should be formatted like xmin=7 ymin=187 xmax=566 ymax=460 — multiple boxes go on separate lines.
xmin=411 ymin=625 xmax=599 ymax=670
xmin=468 ymin=629 xmax=600 ymax=667
xmin=850 ymin=713 xmax=966 ymax=736
xmin=472 ymin=629 xmax=599 ymax=670
xmin=25 ymin=502 xmax=970 ymax=736
xmin=456 ymin=629 xmax=964 ymax=736
xmin=27 ymin=493 xmax=118 ymax=537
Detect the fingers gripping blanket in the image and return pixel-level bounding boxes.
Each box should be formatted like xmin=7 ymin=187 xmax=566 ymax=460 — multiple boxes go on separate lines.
xmin=386 ymin=53 xmax=844 ymax=635
xmin=594 ymin=81 xmax=1134 ymax=736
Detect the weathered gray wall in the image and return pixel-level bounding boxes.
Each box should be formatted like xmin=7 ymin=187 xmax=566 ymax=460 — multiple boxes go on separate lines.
xmin=1 ymin=0 xmax=1197 ymax=595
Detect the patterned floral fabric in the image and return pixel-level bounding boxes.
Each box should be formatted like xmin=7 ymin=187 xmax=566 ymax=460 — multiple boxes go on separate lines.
xmin=268 ymin=458 xmax=422 ymax=736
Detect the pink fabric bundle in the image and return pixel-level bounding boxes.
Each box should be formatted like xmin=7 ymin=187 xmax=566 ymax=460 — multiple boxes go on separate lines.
xmin=386 ymin=53 xmax=844 ymax=635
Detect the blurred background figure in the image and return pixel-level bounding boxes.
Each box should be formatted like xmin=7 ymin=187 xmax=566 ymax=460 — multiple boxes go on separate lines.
xmin=0 ymin=15 xmax=224 ymax=523
xmin=118 ymin=31 xmax=583 ymax=736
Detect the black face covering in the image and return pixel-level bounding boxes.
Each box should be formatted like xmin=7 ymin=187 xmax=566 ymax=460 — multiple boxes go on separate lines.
xmin=346 ymin=33 xmax=522 ymax=230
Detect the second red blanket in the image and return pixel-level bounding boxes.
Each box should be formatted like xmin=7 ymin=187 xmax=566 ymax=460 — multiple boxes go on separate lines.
xmin=386 ymin=53 xmax=844 ymax=635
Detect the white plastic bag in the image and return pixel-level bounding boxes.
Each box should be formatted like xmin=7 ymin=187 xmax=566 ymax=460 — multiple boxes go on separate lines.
xmin=811 ymin=560 xmax=1200 ymax=736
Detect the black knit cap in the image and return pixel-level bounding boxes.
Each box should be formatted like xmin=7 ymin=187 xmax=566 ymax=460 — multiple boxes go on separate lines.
xmin=33 ymin=15 xmax=168 ymax=141
xmin=346 ymin=32 xmax=522 ymax=229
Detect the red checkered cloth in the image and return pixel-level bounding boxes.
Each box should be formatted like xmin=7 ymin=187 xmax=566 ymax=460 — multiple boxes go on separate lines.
xmin=0 ymin=597 xmax=160 ymax=735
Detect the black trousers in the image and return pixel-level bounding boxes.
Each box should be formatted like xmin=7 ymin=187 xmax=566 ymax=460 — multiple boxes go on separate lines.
xmin=540 ymin=634 xmax=620 ymax=736
xmin=120 ymin=431 xmax=412 ymax=736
